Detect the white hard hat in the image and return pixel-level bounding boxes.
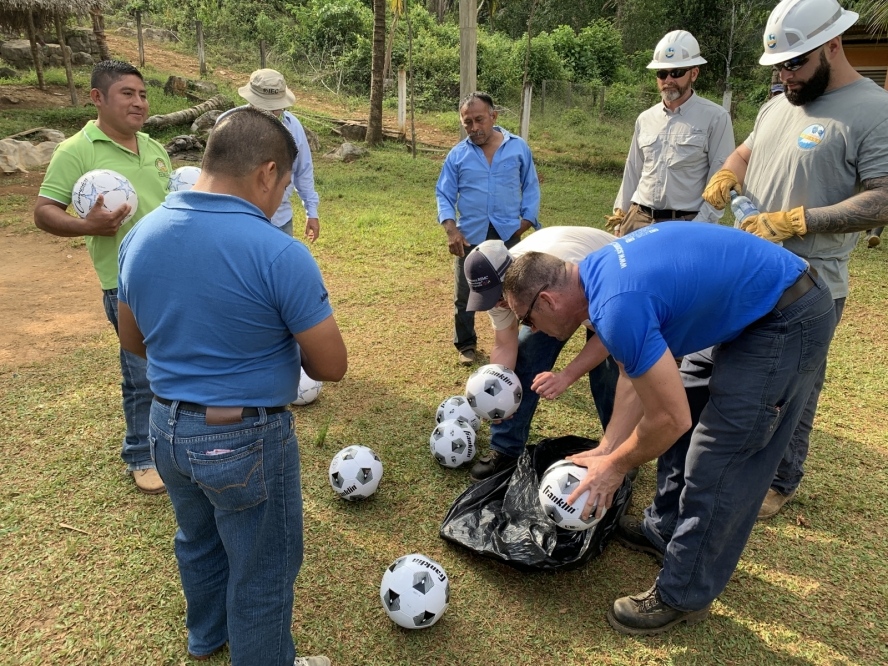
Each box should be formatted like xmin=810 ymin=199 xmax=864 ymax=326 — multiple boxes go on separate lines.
xmin=647 ymin=30 xmax=707 ymax=69
xmin=759 ymin=0 xmax=859 ymax=66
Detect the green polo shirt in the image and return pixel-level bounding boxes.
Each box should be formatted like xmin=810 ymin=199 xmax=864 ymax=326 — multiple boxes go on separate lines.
xmin=39 ymin=120 xmax=171 ymax=289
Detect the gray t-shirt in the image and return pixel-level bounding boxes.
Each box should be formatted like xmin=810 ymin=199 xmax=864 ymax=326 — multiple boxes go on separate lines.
xmin=743 ymin=78 xmax=888 ymax=298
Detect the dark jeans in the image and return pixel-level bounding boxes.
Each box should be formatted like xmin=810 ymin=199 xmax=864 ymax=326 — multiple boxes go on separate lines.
xmin=453 ymin=226 xmax=520 ymax=352
xmin=489 ymin=327 xmax=618 ymax=457
xmin=102 ymin=288 xmax=154 ymax=470
xmin=641 ymin=277 xmax=835 ymax=611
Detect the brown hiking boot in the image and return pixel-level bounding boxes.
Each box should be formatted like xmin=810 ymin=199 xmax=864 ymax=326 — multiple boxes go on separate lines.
xmin=757 ymin=488 xmax=796 ymax=520
xmin=607 ymin=584 xmax=710 ymax=635
xmin=132 ymin=468 xmax=166 ymax=495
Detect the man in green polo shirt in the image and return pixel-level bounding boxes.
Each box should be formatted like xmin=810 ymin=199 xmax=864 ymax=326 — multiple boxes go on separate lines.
xmin=34 ymin=60 xmax=171 ymax=494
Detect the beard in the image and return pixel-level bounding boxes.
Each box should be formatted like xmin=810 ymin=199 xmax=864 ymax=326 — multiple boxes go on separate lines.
xmin=785 ymin=52 xmax=831 ymax=106
xmin=660 ymin=78 xmax=691 ymax=103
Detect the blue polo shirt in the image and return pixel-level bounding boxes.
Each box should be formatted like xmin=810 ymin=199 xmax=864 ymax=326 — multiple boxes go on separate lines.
xmin=435 ymin=127 xmax=541 ymax=245
xmin=579 ymin=223 xmax=807 ymax=377
xmin=118 ymin=191 xmax=333 ymax=406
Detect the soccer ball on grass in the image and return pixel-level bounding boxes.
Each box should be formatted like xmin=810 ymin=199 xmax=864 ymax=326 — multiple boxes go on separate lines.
xmin=435 ymin=395 xmax=481 ymax=432
xmin=429 ymin=418 xmax=476 ymax=468
xmin=329 ymin=445 xmax=383 ymax=501
xmin=380 ymin=553 xmax=450 ymax=629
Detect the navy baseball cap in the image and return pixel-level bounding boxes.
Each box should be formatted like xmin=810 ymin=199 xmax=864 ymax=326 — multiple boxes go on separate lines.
xmin=465 ymin=240 xmax=513 ymax=312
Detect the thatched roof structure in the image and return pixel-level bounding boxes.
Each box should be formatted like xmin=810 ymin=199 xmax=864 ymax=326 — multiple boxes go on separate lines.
xmin=0 ymin=0 xmax=103 ymax=33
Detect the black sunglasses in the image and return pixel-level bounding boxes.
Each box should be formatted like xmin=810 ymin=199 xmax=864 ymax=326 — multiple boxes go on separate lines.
xmin=656 ymin=68 xmax=690 ymax=80
xmin=518 ymin=284 xmax=548 ymax=328
xmin=774 ymin=47 xmax=819 ymax=72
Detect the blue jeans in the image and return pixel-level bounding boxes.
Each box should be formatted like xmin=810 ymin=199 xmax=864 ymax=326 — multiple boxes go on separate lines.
xmin=489 ymin=327 xmax=618 ymax=457
xmin=277 ymin=218 xmax=294 ymax=237
xmin=149 ymin=400 xmax=302 ymax=665
xmin=453 ymin=226 xmax=520 ymax=352
xmin=102 ymin=289 xmax=153 ymax=471
xmin=641 ymin=276 xmax=835 ymax=611
xmin=771 ymin=297 xmax=844 ymax=494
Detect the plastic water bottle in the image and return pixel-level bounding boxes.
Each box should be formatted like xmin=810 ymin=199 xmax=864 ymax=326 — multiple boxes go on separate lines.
xmin=730 ymin=191 xmax=782 ymax=246
xmin=730 ymin=191 xmax=759 ymax=229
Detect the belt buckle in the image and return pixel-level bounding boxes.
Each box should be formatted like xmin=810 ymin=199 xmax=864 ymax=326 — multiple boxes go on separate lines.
xmin=205 ymin=406 xmax=244 ymax=425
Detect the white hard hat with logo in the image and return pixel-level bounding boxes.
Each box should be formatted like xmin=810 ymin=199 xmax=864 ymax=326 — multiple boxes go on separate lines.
xmin=759 ymin=0 xmax=859 ymax=66
xmin=647 ymin=30 xmax=707 ymax=69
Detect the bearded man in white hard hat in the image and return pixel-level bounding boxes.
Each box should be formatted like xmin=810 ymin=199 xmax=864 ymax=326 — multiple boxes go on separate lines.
xmin=607 ymin=30 xmax=734 ymax=237
xmin=702 ymin=0 xmax=888 ymax=519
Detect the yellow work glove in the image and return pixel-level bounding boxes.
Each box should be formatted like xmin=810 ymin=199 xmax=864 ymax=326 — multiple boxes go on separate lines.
xmin=739 ymin=207 xmax=807 ymax=243
xmin=702 ymin=169 xmax=741 ymax=210
xmin=604 ymin=208 xmax=624 ymax=234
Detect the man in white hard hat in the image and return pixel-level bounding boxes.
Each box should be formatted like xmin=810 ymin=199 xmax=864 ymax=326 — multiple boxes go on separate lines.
xmin=607 ymin=30 xmax=734 ymax=236
xmin=703 ymin=0 xmax=888 ymax=518
xmin=223 ymin=69 xmax=320 ymax=242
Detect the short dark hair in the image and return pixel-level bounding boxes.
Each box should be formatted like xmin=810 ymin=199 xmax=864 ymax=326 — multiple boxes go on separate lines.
xmin=503 ymin=252 xmax=568 ymax=305
xmin=203 ymin=107 xmax=297 ymax=182
xmin=459 ymin=91 xmax=496 ymax=114
xmin=91 ymin=60 xmax=143 ymax=95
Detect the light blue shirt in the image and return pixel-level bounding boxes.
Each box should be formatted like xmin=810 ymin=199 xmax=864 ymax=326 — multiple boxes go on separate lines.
xmin=435 ymin=127 xmax=541 ymax=245
xmin=218 ymin=106 xmax=320 ymax=227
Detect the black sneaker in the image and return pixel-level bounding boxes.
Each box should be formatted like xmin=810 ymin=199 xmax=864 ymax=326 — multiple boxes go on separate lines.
xmin=470 ymin=450 xmax=518 ymax=482
xmin=616 ymin=515 xmax=665 ymax=565
xmin=607 ymin=585 xmax=710 ymax=636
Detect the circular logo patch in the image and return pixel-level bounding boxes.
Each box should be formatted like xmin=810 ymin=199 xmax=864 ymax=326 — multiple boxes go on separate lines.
xmin=155 ymin=158 xmax=169 ymax=172
xmin=797 ymin=124 xmax=825 ymax=150
xmin=766 ymin=34 xmax=777 ymax=49
xmin=665 ymin=47 xmax=675 ymax=59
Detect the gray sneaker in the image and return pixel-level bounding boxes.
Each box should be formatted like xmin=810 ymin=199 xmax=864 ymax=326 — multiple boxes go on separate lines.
xmin=458 ymin=348 xmax=476 ymax=366
xmin=295 ymin=658 xmax=331 ymax=666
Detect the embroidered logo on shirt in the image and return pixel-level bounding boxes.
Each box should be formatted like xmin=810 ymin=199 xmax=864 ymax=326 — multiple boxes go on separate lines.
xmin=797 ymin=124 xmax=825 ymax=150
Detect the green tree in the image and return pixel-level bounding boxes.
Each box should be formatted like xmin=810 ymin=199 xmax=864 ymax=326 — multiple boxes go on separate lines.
xmin=367 ymin=0 xmax=386 ymax=145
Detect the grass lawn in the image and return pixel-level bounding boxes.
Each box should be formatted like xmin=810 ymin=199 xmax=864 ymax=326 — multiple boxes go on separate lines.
xmin=0 ymin=44 xmax=886 ymax=666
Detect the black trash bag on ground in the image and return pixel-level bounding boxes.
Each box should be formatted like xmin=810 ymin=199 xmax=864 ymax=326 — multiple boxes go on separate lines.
xmin=439 ymin=435 xmax=633 ymax=572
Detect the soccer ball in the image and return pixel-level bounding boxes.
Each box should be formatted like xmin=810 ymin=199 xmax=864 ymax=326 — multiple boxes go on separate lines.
xmin=167 ymin=165 xmax=202 ymax=192
xmin=292 ymin=370 xmax=322 ymax=406
xmin=380 ymin=553 xmax=450 ymax=629
xmin=329 ymin=445 xmax=383 ymax=501
xmin=71 ymin=169 xmax=138 ymax=223
xmin=435 ymin=395 xmax=481 ymax=432
xmin=465 ymin=364 xmax=522 ymax=421
xmin=538 ymin=460 xmax=601 ymax=532
xmin=429 ymin=418 xmax=476 ymax=468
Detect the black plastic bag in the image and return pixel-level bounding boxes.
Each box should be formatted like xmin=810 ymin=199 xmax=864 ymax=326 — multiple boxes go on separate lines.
xmin=439 ymin=435 xmax=633 ymax=572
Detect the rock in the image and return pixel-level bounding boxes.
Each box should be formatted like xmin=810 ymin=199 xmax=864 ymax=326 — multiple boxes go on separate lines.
xmin=143 ymin=27 xmax=177 ymax=42
xmin=0 ymin=95 xmax=21 ymax=104
xmin=0 ymin=137 xmax=63 ymax=173
xmin=72 ymin=51 xmax=94 ymax=67
xmin=304 ymin=128 xmax=320 ymax=153
xmin=164 ymin=135 xmax=205 ymax=156
xmin=190 ymin=110 xmax=222 ymax=135
xmin=338 ymin=123 xmax=367 ymax=141
xmin=323 ymin=142 xmax=367 ymax=163
xmin=115 ymin=27 xmax=137 ymax=38
xmin=164 ymin=75 xmax=187 ymax=97
xmin=0 ymin=66 xmax=17 ymax=79
xmin=188 ymin=80 xmax=218 ymax=97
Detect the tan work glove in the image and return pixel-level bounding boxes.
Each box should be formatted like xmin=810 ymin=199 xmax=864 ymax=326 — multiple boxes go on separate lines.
xmin=739 ymin=207 xmax=807 ymax=243
xmin=604 ymin=208 xmax=624 ymax=234
xmin=703 ymin=169 xmax=741 ymax=210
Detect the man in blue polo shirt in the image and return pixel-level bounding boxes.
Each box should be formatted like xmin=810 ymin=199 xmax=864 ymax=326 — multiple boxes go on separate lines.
xmin=436 ymin=91 xmax=541 ymax=366
xmin=117 ymin=108 xmax=345 ymax=666
xmin=503 ymin=223 xmax=835 ymax=635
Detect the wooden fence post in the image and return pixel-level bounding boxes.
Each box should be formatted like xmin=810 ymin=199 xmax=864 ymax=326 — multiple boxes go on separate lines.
xmin=519 ymin=82 xmax=532 ymax=141
xmin=397 ymin=68 xmax=406 ymax=137
xmin=26 ymin=10 xmax=44 ymax=90
xmin=196 ymin=20 xmax=206 ymax=77
xmin=599 ymin=86 xmax=605 ymax=120
xmin=260 ymin=40 xmax=267 ymax=68
xmin=540 ymin=79 xmax=545 ymax=117
xmin=53 ymin=13 xmax=77 ymax=106
xmin=136 ymin=11 xmax=145 ymax=67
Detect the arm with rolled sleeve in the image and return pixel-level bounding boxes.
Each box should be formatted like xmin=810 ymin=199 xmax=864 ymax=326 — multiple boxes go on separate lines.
xmin=694 ymin=110 xmax=736 ymax=223
xmin=518 ymin=144 xmax=541 ymax=230
xmin=614 ymin=120 xmax=643 ymax=214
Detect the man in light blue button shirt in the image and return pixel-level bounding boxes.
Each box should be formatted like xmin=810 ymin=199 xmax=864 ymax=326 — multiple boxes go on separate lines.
xmin=223 ymin=69 xmax=320 ymax=241
xmin=436 ymin=92 xmax=541 ymax=365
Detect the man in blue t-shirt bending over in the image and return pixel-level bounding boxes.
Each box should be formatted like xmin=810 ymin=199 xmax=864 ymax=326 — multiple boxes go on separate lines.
xmin=502 ymin=222 xmax=834 ymax=636
xmin=117 ymin=107 xmax=346 ymax=666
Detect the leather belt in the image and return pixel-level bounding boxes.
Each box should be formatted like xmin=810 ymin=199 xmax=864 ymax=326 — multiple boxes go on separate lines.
xmin=154 ymin=396 xmax=288 ymax=425
xmin=635 ymin=203 xmax=698 ymax=220
xmin=775 ymin=268 xmax=817 ymax=310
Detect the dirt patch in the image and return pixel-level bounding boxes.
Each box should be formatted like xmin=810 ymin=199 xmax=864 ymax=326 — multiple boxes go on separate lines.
xmin=0 ymin=172 xmax=106 ymax=367
xmin=0 ymin=84 xmax=88 ymax=111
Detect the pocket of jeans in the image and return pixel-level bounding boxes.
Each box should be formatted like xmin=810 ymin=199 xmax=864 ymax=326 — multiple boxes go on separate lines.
xmin=188 ymin=440 xmax=267 ymax=511
xmin=798 ymin=309 xmax=834 ymax=372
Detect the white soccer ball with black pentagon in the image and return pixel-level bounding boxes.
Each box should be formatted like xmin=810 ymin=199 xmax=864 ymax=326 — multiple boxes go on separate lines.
xmin=71 ymin=169 xmax=138 ymax=223
xmin=465 ymin=363 xmax=522 ymax=421
xmin=167 ymin=165 xmax=202 ymax=192
xmin=292 ymin=370 xmax=322 ymax=406
xmin=380 ymin=553 xmax=450 ymax=629
xmin=538 ymin=460 xmax=601 ymax=531
xmin=429 ymin=418 xmax=476 ymax=468
xmin=435 ymin=395 xmax=481 ymax=432
xmin=328 ymin=445 xmax=383 ymax=501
